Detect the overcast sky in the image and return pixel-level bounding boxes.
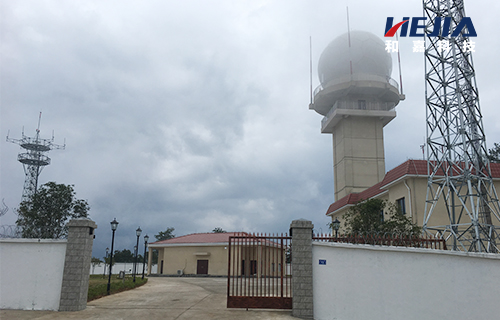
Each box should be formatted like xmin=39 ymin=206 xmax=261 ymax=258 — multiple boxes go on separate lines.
xmin=1 ymin=0 xmax=499 ymax=257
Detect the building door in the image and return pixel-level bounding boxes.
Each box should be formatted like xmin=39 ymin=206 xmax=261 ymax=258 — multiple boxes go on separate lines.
xmin=160 ymin=260 xmax=164 ymax=274
xmin=250 ymin=260 xmax=257 ymax=275
xmin=197 ymin=260 xmax=209 ymax=275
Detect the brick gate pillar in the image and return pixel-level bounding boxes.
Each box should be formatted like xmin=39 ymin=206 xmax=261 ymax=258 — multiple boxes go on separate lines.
xmin=290 ymin=219 xmax=314 ymax=319
xmin=59 ymin=218 xmax=97 ymax=311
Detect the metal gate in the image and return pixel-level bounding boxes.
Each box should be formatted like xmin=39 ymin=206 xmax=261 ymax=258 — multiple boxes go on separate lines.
xmin=227 ymin=233 xmax=292 ymax=309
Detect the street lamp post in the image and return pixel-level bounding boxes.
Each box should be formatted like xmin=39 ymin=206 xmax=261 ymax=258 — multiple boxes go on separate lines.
xmin=103 ymin=247 xmax=109 ymax=279
xmin=133 ymin=227 xmax=142 ymax=283
xmin=134 ymin=246 xmax=137 ymax=273
xmin=142 ymin=235 xmax=149 ymax=279
xmin=107 ymin=218 xmax=119 ymax=295
xmin=332 ymin=218 xmax=340 ymax=239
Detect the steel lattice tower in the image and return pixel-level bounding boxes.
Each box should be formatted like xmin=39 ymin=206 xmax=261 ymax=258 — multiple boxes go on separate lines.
xmin=6 ymin=114 xmax=65 ymax=203
xmin=423 ymin=0 xmax=500 ymax=252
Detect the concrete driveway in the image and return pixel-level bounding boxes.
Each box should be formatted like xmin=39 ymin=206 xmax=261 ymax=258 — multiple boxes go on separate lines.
xmin=1 ymin=277 xmax=299 ymax=320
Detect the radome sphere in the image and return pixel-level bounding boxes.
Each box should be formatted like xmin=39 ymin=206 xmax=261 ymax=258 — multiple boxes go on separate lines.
xmin=318 ymin=30 xmax=392 ymax=86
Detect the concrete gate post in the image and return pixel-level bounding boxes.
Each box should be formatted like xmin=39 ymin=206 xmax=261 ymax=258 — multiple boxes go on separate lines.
xmin=59 ymin=218 xmax=97 ymax=311
xmin=290 ymin=219 xmax=314 ymax=319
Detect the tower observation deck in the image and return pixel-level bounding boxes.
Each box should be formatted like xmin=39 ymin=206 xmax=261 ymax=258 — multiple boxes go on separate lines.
xmin=310 ymin=31 xmax=405 ymax=201
xmin=6 ymin=114 xmax=65 ymax=202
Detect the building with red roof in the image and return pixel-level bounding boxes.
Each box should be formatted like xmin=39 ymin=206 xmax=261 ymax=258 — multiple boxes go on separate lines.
xmin=326 ymin=159 xmax=500 ymax=230
xmin=147 ymin=232 xmax=243 ymax=276
xmin=147 ymin=232 xmax=284 ymax=277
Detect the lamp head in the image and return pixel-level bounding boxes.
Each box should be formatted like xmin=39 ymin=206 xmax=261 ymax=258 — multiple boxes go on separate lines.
xmin=110 ymin=218 xmax=119 ymax=231
xmin=144 ymin=234 xmax=149 ymax=243
xmin=332 ymin=218 xmax=341 ymax=231
xmin=136 ymin=227 xmax=142 ymax=237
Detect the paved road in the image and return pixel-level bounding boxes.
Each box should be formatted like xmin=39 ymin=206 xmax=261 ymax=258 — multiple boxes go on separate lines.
xmin=1 ymin=277 xmax=299 ymax=320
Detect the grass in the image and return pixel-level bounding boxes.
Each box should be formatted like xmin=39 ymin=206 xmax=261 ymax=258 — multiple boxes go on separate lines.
xmin=88 ymin=274 xmax=148 ymax=301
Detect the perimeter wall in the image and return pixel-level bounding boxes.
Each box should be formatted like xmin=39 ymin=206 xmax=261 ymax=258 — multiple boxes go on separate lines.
xmin=0 ymin=218 xmax=96 ymax=311
xmin=312 ymin=242 xmax=500 ymax=320
xmin=0 ymin=239 xmax=67 ymax=311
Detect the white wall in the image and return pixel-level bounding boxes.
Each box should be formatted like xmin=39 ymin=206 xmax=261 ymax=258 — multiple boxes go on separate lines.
xmin=0 ymin=239 xmax=67 ymax=311
xmin=313 ymin=243 xmax=500 ymax=320
xmin=90 ymin=262 xmax=157 ymax=275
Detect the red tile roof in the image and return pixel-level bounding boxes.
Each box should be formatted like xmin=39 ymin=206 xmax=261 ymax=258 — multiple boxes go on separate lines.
xmin=380 ymin=159 xmax=427 ymax=187
xmin=326 ymin=159 xmax=500 ymax=216
xmin=490 ymin=162 xmax=500 ymax=177
xmin=150 ymin=232 xmax=248 ymax=246
xmin=326 ymin=182 xmax=386 ymax=215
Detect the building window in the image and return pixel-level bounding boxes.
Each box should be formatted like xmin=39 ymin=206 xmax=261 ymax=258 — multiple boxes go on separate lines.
xmin=358 ymin=100 xmax=366 ymax=110
xmin=396 ymin=197 xmax=406 ymax=215
xmin=380 ymin=210 xmax=384 ymax=222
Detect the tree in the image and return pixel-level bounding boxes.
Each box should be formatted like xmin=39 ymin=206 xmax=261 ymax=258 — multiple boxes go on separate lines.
xmin=212 ymin=227 xmax=226 ymax=233
xmin=91 ymin=257 xmax=102 ymax=273
xmin=488 ymin=142 xmax=500 ymax=163
xmin=113 ymin=249 xmax=135 ymax=263
xmin=150 ymin=227 xmax=175 ymax=265
xmin=104 ymin=255 xmax=115 ymax=267
xmin=339 ymin=198 xmax=421 ymax=235
xmin=154 ymin=227 xmax=175 ymax=241
xmin=16 ymin=182 xmax=89 ymax=238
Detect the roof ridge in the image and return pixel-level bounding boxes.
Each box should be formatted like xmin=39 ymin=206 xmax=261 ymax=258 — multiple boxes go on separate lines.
xmin=175 ymin=231 xmax=244 ymax=237
xmin=327 ymin=159 xmax=500 ymax=216
xmin=152 ymin=231 xmax=247 ymax=241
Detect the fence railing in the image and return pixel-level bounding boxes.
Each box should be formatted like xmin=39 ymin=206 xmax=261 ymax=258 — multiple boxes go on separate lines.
xmin=313 ymin=232 xmax=447 ymax=250
xmin=0 ymin=225 xmax=22 ymax=238
xmin=0 ymin=225 xmax=67 ymax=239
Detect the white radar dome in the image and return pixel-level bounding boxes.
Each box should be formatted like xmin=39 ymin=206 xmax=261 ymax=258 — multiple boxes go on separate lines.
xmin=318 ymin=30 xmax=392 ymax=86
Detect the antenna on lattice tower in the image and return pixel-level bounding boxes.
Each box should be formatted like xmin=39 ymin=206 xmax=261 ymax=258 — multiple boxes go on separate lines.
xmin=6 ymin=112 xmax=65 ymax=203
xmin=423 ymin=0 xmax=500 ymax=253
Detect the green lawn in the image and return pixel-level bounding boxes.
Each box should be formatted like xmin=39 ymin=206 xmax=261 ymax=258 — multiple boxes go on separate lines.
xmin=88 ymin=274 xmax=148 ymax=301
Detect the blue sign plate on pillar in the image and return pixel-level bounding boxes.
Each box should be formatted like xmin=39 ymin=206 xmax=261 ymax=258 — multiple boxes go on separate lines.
xmin=319 ymin=259 xmax=326 ymax=265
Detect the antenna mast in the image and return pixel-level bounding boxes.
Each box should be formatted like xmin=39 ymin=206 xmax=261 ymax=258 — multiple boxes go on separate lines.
xmin=6 ymin=113 xmax=65 ymax=202
xmin=346 ymin=6 xmax=353 ymax=75
xmin=423 ymin=0 xmax=500 ymax=252
xmin=309 ymin=36 xmax=313 ymax=106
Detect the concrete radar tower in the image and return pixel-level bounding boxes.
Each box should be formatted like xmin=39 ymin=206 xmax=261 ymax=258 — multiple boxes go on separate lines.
xmin=310 ymin=31 xmax=405 ymax=201
xmin=6 ymin=113 xmax=65 ymax=202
